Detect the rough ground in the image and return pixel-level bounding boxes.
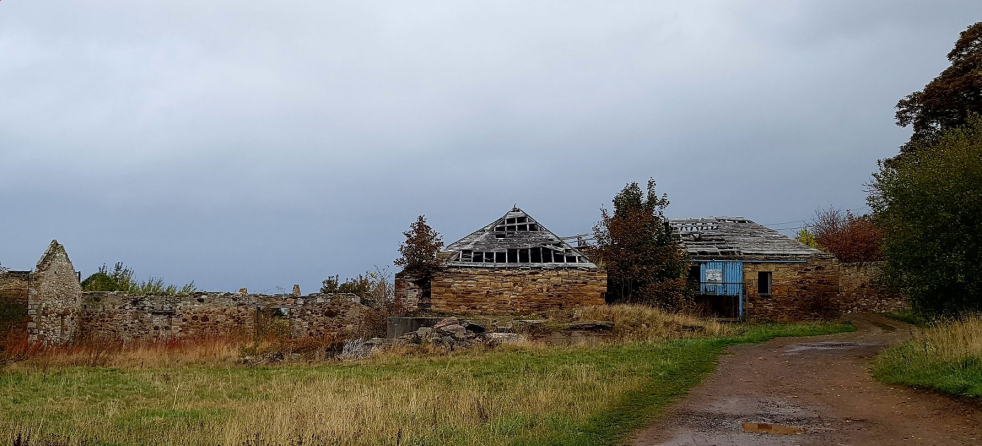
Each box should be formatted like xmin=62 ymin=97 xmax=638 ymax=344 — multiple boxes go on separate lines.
xmin=632 ymin=314 xmax=982 ymax=446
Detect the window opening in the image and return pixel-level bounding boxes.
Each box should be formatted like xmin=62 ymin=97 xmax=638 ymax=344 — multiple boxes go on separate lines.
xmin=758 ymin=271 xmax=773 ymax=295
xmin=519 ymin=249 xmax=530 ymax=263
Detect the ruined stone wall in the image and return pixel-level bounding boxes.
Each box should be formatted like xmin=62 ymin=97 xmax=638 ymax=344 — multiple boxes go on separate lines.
xmin=394 ymin=273 xmax=428 ymax=312
xmin=429 ymin=268 xmax=607 ymax=314
xmin=743 ymin=257 xmax=840 ymax=321
xmin=28 ymin=241 xmax=82 ymax=344
xmin=0 ymin=271 xmax=30 ymax=307
xmin=78 ymin=292 xmax=365 ymax=341
xmin=0 ymin=271 xmax=31 ymax=336
xmin=839 ymin=262 xmax=907 ymax=314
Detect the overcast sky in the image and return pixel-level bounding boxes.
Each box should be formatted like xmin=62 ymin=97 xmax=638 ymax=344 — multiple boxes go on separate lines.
xmin=1 ymin=1 xmax=978 ymax=292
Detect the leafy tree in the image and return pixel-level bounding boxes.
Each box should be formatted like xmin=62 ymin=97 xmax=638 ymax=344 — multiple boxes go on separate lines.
xmin=794 ymin=228 xmax=818 ymax=249
xmin=810 ymin=208 xmax=883 ymax=262
xmin=394 ymin=215 xmax=444 ymax=278
xmin=593 ymin=178 xmax=689 ymax=308
xmin=895 ymin=22 xmax=982 ymax=156
xmin=869 ymin=117 xmax=982 ymax=316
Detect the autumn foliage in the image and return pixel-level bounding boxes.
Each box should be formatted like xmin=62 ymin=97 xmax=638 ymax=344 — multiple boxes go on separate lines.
xmin=811 ymin=208 xmax=883 ymax=263
xmin=593 ymin=179 xmax=689 ymax=308
xmin=394 ymin=215 xmax=444 ymax=278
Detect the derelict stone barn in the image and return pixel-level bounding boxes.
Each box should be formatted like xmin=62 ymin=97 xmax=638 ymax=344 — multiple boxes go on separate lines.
xmin=672 ymin=217 xmax=839 ymax=320
xmin=395 ymin=208 xmax=607 ymax=314
xmin=671 ymin=217 xmax=904 ymax=321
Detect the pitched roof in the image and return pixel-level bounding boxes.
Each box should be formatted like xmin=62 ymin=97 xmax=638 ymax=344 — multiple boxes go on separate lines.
xmin=445 ymin=207 xmax=598 ymax=269
xmin=669 ymin=217 xmax=828 ymax=260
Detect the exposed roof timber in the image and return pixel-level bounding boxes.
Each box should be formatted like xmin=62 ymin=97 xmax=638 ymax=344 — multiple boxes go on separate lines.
xmin=444 ymin=207 xmax=599 ymax=269
xmin=670 ymin=217 xmax=829 ymax=259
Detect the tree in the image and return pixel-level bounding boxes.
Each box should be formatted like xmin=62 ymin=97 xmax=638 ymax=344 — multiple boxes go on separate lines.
xmin=810 ymin=208 xmax=883 ymax=263
xmin=394 ymin=215 xmax=444 ymax=279
xmin=794 ymin=228 xmax=818 ymax=249
xmin=895 ymin=22 xmax=982 ymax=156
xmin=81 ymin=262 xmax=196 ymax=296
xmin=869 ymin=117 xmax=982 ymax=316
xmin=593 ymin=178 xmax=689 ymax=308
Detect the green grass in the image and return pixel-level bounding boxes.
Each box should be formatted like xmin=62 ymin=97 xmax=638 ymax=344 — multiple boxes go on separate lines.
xmin=883 ymin=310 xmax=929 ymax=327
xmin=0 ymin=322 xmax=853 ymax=446
xmin=873 ymin=316 xmax=982 ymax=400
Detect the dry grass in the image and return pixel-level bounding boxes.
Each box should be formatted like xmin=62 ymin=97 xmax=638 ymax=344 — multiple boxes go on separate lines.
xmin=874 ymin=314 xmax=982 ymax=399
xmin=0 ymin=341 xmax=722 ymax=446
xmin=572 ymin=304 xmax=733 ymax=341
xmin=0 ymin=306 xmax=855 ymax=445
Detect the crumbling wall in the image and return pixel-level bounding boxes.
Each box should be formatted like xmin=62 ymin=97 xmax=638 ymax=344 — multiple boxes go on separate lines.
xmin=429 ymin=268 xmax=607 ymax=314
xmin=78 ymin=292 xmax=365 ymax=341
xmin=0 ymin=271 xmax=30 ymax=307
xmin=839 ymin=262 xmax=907 ymax=313
xmin=394 ymin=273 xmax=429 ymax=312
xmin=28 ymin=241 xmax=82 ymax=344
xmin=0 ymin=271 xmax=31 ymax=337
xmin=743 ymin=257 xmax=840 ymax=321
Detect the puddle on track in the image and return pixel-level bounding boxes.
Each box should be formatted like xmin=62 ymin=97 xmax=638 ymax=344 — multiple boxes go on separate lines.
xmin=741 ymin=422 xmax=806 ymax=435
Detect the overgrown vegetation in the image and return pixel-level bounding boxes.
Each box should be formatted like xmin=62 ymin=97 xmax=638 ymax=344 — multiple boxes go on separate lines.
xmin=0 ymin=314 xmax=851 ymax=446
xmin=869 ymin=117 xmax=982 ymax=317
xmin=810 ymin=207 xmax=883 ymax=262
xmin=873 ymin=315 xmax=982 ymax=400
xmin=81 ymin=262 xmax=197 ymax=296
xmin=593 ymin=179 xmax=689 ymax=308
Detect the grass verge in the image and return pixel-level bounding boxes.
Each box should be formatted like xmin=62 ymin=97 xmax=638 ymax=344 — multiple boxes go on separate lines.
xmin=873 ymin=315 xmax=982 ymax=400
xmin=0 ymin=320 xmax=852 ymax=446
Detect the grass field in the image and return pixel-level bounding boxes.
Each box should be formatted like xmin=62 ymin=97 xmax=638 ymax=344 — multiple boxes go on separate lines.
xmin=0 ymin=311 xmax=853 ymax=446
xmin=873 ymin=315 xmax=982 ymax=400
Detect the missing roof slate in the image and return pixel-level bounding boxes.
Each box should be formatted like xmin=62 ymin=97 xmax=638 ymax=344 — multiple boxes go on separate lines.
xmin=444 ymin=207 xmax=598 ymax=269
xmin=670 ymin=217 xmax=829 ymax=260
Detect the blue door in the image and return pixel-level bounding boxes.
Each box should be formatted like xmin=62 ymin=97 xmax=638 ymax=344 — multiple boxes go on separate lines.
xmin=700 ymin=261 xmax=743 ymax=296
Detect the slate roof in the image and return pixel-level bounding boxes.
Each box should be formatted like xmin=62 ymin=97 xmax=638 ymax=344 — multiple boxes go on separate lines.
xmin=669 ymin=217 xmax=828 ymax=260
xmin=444 ymin=207 xmax=598 ymax=269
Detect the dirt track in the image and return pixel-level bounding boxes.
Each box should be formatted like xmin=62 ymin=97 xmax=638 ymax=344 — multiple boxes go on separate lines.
xmin=631 ymin=314 xmax=982 ymax=446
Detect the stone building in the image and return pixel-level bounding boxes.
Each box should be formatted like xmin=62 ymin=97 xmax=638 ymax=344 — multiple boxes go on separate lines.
xmin=28 ymin=240 xmax=83 ymax=344
xmin=396 ymin=207 xmax=607 ymax=314
xmin=671 ymin=217 xmax=840 ymax=321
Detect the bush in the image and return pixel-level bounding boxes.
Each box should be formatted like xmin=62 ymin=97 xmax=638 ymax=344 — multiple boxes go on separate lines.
xmin=869 ymin=117 xmax=982 ymax=316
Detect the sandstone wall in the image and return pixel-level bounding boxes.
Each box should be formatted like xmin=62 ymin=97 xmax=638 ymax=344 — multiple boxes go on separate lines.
xmin=28 ymin=241 xmax=82 ymax=344
xmin=0 ymin=271 xmax=30 ymax=307
xmin=839 ymin=262 xmax=907 ymax=313
xmin=394 ymin=273 xmax=428 ymax=312
xmin=743 ymin=257 xmax=840 ymax=321
xmin=78 ymin=292 xmax=365 ymax=341
xmin=429 ymin=268 xmax=607 ymax=314
xmin=0 ymin=271 xmax=31 ymax=336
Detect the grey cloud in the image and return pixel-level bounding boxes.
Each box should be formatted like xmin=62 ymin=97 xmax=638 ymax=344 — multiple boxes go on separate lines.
xmin=2 ymin=1 xmax=979 ymax=292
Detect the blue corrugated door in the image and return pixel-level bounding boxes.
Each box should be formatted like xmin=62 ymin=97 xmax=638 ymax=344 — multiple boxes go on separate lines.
xmin=700 ymin=261 xmax=744 ymax=296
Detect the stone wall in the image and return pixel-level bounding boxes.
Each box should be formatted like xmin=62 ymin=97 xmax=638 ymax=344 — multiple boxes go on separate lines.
xmin=28 ymin=241 xmax=82 ymax=344
xmin=429 ymin=268 xmax=607 ymax=314
xmin=79 ymin=292 xmax=366 ymax=342
xmin=839 ymin=262 xmax=907 ymax=314
xmin=0 ymin=270 xmax=30 ymax=307
xmin=0 ymin=270 xmax=31 ymax=336
xmin=394 ymin=273 xmax=428 ymax=312
xmin=742 ymin=257 xmax=840 ymax=321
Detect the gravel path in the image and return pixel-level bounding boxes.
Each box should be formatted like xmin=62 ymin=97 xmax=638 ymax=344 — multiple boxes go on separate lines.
xmin=631 ymin=314 xmax=982 ymax=446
